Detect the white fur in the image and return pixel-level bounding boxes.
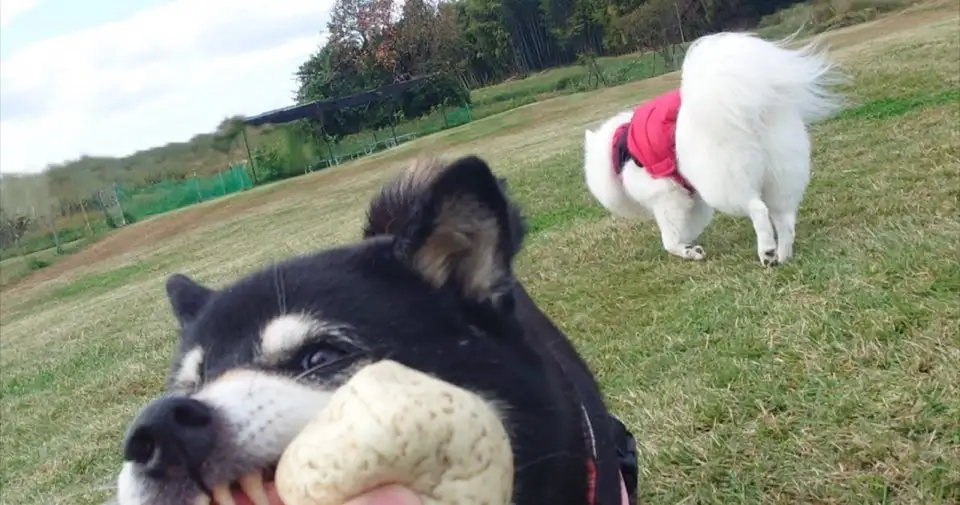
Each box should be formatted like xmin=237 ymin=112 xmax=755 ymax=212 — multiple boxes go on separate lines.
xmin=117 ymin=369 xmax=334 ymax=505
xmin=259 ymin=313 xmax=356 ymax=365
xmin=261 ymin=313 xmax=322 ymax=359
xmin=583 ymin=31 xmax=845 ymax=265
xmin=170 ymin=346 xmax=204 ymax=393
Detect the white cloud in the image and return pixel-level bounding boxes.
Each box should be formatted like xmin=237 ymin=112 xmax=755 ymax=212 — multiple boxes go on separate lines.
xmin=0 ymin=0 xmax=332 ymax=174
xmin=0 ymin=0 xmax=39 ymax=28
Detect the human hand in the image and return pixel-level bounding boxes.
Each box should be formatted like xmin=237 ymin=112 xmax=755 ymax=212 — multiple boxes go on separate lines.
xmin=341 ymin=485 xmax=421 ymax=505
xmin=260 ymin=483 xmax=421 ymax=505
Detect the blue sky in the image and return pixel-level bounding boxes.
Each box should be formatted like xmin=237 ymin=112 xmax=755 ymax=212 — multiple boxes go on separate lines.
xmin=0 ymin=0 xmax=333 ymax=174
xmin=1 ymin=0 xmax=167 ymax=59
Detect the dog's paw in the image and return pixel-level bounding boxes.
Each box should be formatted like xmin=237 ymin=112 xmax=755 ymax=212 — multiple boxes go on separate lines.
xmin=760 ymin=248 xmax=778 ymax=267
xmin=775 ymin=247 xmax=793 ymax=265
xmin=683 ymin=245 xmax=706 ymax=260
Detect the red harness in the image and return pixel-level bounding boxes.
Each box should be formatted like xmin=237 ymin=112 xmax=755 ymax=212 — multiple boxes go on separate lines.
xmin=583 ymin=405 xmax=629 ymax=505
xmin=568 ymin=374 xmax=630 ymax=505
xmin=581 ymin=403 xmax=600 ymax=504
xmin=582 ymin=405 xmax=628 ymax=505
xmin=610 ymin=90 xmax=695 ymax=194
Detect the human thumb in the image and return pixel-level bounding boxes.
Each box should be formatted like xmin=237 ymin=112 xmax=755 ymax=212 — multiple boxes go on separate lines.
xmin=343 ymin=485 xmax=423 ymax=505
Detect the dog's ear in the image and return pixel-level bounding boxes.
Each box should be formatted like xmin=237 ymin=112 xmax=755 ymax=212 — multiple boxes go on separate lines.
xmin=166 ymin=274 xmax=214 ymax=327
xmin=393 ymin=155 xmax=516 ymax=305
xmin=584 ymin=129 xmax=594 ymax=142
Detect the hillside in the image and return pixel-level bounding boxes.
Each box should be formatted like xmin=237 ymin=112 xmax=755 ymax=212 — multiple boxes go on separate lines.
xmin=2 ymin=1 xmax=924 ymax=192
xmin=0 ymin=0 xmax=932 ymax=282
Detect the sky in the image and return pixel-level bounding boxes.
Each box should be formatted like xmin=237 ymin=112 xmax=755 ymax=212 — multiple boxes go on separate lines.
xmin=0 ymin=0 xmax=333 ymax=174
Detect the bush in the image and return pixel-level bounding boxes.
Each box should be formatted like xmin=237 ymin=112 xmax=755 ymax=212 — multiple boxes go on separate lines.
xmin=252 ymin=143 xmax=289 ymax=184
xmin=0 ymin=224 xmax=87 ymax=260
xmin=299 ymin=74 xmax=472 ymax=142
xmin=26 ymin=257 xmax=50 ymax=271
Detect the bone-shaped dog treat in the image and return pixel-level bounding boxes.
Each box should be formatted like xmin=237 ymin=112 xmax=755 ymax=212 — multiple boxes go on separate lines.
xmin=274 ymin=360 xmax=514 ymax=505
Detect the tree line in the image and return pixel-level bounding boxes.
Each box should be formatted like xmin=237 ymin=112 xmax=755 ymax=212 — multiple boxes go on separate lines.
xmin=296 ymin=0 xmax=806 ymax=101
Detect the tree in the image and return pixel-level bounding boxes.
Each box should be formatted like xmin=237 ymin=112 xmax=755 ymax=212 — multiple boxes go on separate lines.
xmin=329 ymin=0 xmax=398 ymax=50
xmin=29 ymin=174 xmax=64 ymax=253
xmin=0 ymin=173 xmax=62 ymax=253
xmin=212 ymin=116 xmax=248 ymax=154
xmin=0 ymin=210 xmax=32 ymax=252
xmin=292 ymin=0 xmax=472 ymax=142
xmin=394 ymin=0 xmax=439 ymax=76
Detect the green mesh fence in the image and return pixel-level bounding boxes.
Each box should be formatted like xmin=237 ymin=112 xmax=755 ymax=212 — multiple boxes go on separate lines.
xmin=311 ymin=104 xmax=474 ymax=169
xmin=116 ymin=165 xmax=253 ymax=221
xmin=445 ymin=104 xmax=472 ymax=125
xmin=112 ymin=105 xmax=472 ymax=222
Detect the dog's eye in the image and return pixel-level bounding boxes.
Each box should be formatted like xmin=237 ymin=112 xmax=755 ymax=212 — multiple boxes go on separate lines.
xmin=299 ymin=345 xmax=345 ymax=372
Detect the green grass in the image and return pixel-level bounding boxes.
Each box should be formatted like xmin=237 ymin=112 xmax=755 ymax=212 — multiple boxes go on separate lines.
xmin=1 ymin=5 xmax=958 ymax=505
xmin=0 ymin=239 xmax=90 ymax=289
xmin=470 ymin=49 xmax=681 ymax=117
xmin=46 ymin=258 xmax=175 ymax=303
xmin=835 ymin=88 xmax=960 ymax=121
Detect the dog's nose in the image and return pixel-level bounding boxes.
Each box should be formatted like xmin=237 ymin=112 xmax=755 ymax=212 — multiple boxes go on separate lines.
xmin=122 ymin=396 xmax=216 ymax=476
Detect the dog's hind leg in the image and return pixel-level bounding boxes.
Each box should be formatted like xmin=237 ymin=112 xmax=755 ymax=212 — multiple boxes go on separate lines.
xmin=770 ymin=210 xmax=797 ymax=264
xmin=680 ymin=196 xmax=714 ymax=246
xmin=653 ymin=200 xmax=706 ymax=260
xmin=748 ymin=199 xmax=779 ymax=266
xmin=762 ymin=126 xmax=810 ymax=266
xmin=762 ymin=120 xmax=811 ymax=266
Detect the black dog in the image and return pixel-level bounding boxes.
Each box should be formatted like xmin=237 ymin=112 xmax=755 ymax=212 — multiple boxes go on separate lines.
xmin=115 ymin=155 xmax=638 ymax=505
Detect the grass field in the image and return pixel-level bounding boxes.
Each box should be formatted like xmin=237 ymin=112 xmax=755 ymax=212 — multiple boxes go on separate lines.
xmin=1 ymin=3 xmax=958 ymax=504
xmin=0 ymin=239 xmax=89 ymax=289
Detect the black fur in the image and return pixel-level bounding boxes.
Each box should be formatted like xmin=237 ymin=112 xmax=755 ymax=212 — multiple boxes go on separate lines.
xmin=125 ymin=155 xmax=637 ymax=505
xmin=165 ymin=273 xmax=213 ymax=326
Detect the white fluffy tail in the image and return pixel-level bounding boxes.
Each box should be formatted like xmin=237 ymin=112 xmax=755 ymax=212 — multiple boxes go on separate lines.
xmin=583 ymin=122 xmax=645 ymax=218
xmin=680 ymin=31 xmax=846 ymax=130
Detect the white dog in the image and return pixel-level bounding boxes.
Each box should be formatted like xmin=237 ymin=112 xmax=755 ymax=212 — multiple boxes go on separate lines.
xmin=583 ymin=31 xmax=845 ymax=265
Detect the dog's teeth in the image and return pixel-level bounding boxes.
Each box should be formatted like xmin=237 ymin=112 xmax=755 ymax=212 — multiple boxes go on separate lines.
xmin=193 ymin=496 xmax=211 ymax=505
xmin=212 ymin=485 xmax=237 ymax=505
xmin=239 ymin=472 xmax=271 ymax=505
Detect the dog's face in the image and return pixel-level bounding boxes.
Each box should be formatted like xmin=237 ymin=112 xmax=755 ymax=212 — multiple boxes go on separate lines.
xmin=115 ymin=156 xmax=557 ymax=505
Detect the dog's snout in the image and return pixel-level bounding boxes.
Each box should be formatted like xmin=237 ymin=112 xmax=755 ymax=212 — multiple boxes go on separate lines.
xmin=122 ymin=396 xmax=215 ymax=476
